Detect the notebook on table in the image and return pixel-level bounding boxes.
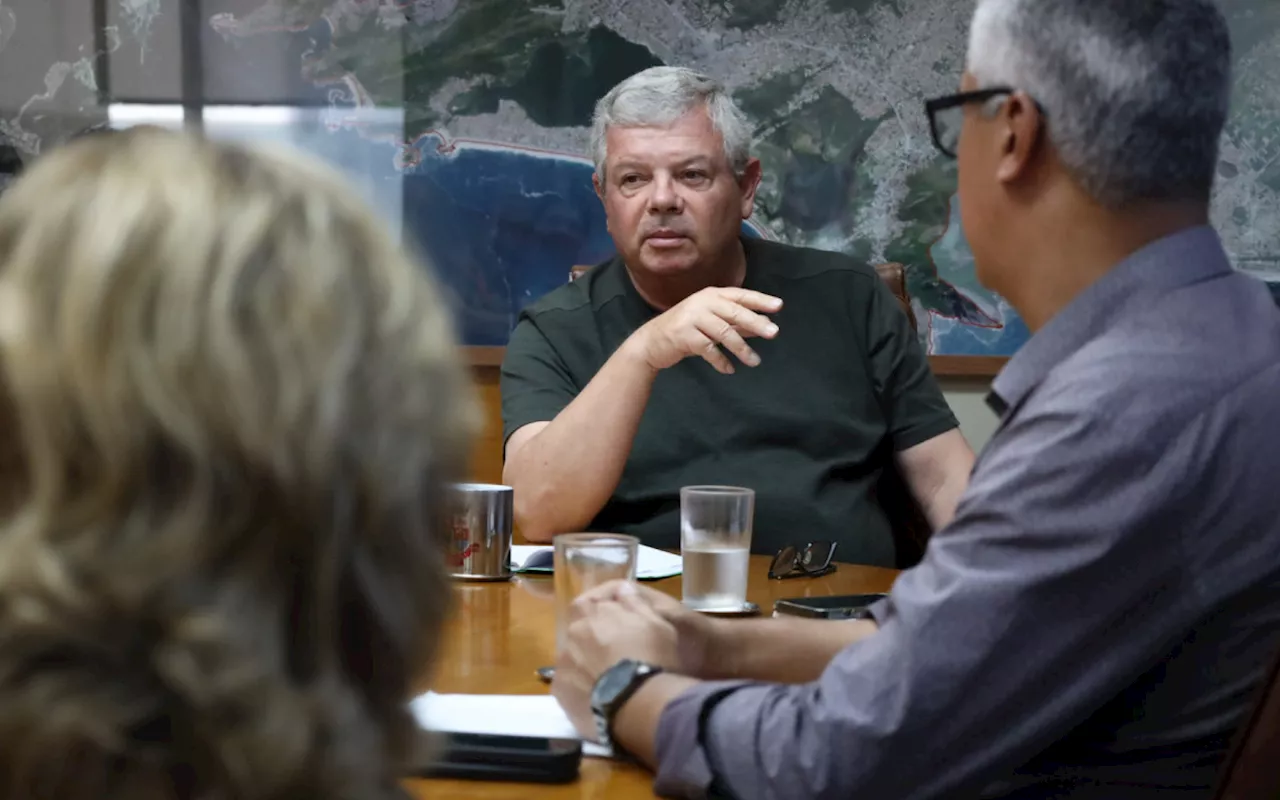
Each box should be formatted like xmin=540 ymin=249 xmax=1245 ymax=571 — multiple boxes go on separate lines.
xmin=411 ymin=691 xmax=612 ymax=758
xmin=509 ymin=544 xmax=683 ymax=580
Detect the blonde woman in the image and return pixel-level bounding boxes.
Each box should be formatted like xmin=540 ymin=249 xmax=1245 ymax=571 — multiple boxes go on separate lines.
xmin=0 ymin=127 xmax=476 ymax=798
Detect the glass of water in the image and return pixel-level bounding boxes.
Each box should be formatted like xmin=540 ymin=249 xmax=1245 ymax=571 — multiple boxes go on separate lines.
xmin=553 ymin=533 xmax=639 ymax=654
xmin=680 ymin=486 xmax=755 ymax=611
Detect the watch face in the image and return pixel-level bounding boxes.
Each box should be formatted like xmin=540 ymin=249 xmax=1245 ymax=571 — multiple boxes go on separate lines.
xmin=592 ymin=659 xmax=639 ymax=709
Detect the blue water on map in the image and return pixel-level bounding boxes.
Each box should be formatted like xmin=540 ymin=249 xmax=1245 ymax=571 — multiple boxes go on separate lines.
xmin=400 ymin=140 xmax=616 ymax=346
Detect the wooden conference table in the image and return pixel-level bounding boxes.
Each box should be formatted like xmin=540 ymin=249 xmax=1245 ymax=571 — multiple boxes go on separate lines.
xmin=406 ymin=554 xmax=901 ymax=799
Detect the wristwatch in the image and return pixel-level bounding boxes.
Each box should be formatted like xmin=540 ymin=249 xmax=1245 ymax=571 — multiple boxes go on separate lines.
xmin=590 ymin=658 xmax=665 ymax=751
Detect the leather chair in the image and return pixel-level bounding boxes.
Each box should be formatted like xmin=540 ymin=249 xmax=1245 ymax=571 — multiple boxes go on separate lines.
xmin=569 ymin=261 xmax=915 ymax=329
xmin=1213 ymin=641 xmax=1280 ymax=799
xmin=873 ymin=262 xmax=917 ymax=332
xmin=864 ymin=263 xmax=931 ymax=566
xmin=568 ymin=260 xmax=934 ymax=567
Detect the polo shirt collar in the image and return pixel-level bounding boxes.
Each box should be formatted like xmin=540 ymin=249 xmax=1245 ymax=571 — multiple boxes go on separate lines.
xmin=988 ymin=224 xmax=1232 ymax=416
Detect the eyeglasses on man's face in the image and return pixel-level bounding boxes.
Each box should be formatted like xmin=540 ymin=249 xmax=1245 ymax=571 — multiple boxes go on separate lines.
xmin=924 ymin=86 xmax=1043 ymax=159
xmin=768 ymin=540 xmax=838 ymax=580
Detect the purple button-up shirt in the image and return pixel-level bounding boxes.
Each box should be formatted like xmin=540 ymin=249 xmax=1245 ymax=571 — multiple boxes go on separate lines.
xmin=652 ymin=225 xmax=1280 ymax=799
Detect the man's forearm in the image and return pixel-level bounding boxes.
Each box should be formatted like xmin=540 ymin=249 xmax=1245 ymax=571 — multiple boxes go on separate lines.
xmin=611 ymin=622 xmax=877 ymax=795
xmin=706 ymin=617 xmax=877 ymax=683
xmin=921 ymin=470 xmax=969 ymax=530
xmin=503 ymin=338 xmax=657 ymax=541
xmin=612 ymin=673 xmax=701 ymax=768
xmin=896 ymin=429 xmax=976 ymax=532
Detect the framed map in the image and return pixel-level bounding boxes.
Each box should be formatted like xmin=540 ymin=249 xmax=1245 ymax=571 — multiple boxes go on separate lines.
xmin=2 ymin=1 xmax=1277 ymax=377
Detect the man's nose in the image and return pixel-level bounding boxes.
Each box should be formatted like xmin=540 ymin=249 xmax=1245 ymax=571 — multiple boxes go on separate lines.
xmin=646 ymin=174 xmax=683 ymax=215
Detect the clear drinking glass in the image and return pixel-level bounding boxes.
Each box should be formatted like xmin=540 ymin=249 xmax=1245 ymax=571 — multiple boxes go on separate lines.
xmin=680 ymin=486 xmax=755 ymax=610
xmin=553 ymin=533 xmax=639 ymax=654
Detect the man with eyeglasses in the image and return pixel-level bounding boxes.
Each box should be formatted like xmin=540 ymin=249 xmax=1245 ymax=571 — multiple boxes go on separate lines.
xmin=551 ymin=1 xmax=1280 ymax=798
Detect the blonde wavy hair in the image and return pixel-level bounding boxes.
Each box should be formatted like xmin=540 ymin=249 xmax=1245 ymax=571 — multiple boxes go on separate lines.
xmin=0 ymin=127 xmax=476 ymax=798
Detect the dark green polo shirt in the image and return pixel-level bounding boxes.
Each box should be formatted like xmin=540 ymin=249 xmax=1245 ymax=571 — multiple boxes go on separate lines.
xmin=500 ymin=237 xmax=958 ymax=566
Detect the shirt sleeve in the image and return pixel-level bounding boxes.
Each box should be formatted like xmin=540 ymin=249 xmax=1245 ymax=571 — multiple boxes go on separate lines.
xmin=499 ymin=315 xmax=579 ymax=447
xmin=652 ymin=387 xmax=1201 ymax=799
xmin=863 ymin=276 xmax=958 ymax=451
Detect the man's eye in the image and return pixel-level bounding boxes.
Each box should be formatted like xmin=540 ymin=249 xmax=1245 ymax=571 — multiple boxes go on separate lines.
xmin=684 ymin=171 xmax=707 ymax=181
xmin=621 ymin=175 xmax=642 ymax=185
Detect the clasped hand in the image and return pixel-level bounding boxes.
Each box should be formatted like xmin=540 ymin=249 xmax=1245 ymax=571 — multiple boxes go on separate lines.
xmin=551 ymin=582 xmax=718 ymax=739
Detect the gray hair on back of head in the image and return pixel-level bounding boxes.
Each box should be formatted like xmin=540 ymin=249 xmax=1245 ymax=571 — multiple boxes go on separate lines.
xmin=966 ymin=0 xmax=1232 ymax=208
xmin=589 ymin=66 xmax=753 ymax=181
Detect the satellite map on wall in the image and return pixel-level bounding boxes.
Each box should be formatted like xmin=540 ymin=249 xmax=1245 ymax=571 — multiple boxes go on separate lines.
xmin=2 ymin=0 xmax=1278 ymax=353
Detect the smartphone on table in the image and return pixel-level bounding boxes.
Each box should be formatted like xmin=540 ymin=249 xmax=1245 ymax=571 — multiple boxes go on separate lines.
xmin=772 ymin=593 xmax=888 ymax=620
xmin=412 ymin=731 xmax=582 ymax=783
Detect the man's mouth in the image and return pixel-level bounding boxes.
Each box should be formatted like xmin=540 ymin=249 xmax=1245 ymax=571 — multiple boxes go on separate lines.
xmin=645 ymin=230 xmax=689 ymax=247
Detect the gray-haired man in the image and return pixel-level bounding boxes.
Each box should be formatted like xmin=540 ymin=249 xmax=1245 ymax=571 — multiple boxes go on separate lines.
xmin=500 ymin=66 xmax=974 ymax=564
xmin=552 ymin=2 xmax=1280 ymax=798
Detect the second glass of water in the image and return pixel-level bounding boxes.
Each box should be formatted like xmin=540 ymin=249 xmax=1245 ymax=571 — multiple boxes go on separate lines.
xmin=680 ymin=486 xmax=755 ymax=611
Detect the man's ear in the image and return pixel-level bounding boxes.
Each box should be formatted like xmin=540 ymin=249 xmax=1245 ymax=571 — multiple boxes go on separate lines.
xmin=739 ymin=158 xmax=763 ymax=219
xmin=996 ymin=92 xmax=1044 ymax=185
xmin=593 ymin=172 xmax=611 ymax=234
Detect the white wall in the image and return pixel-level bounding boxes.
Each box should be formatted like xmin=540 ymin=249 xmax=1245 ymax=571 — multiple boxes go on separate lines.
xmin=941 ymin=379 xmax=1001 ymax=452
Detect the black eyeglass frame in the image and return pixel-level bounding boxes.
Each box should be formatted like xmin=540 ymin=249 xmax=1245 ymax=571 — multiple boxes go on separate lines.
xmin=924 ymin=86 xmax=1044 ymax=158
xmin=768 ymin=541 xmax=838 ymax=580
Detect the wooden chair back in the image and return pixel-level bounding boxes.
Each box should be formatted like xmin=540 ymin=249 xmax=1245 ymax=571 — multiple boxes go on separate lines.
xmin=569 ymin=261 xmax=917 ymax=332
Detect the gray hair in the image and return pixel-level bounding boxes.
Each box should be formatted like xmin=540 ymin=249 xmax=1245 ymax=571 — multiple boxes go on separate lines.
xmin=589 ymin=66 xmax=753 ymax=180
xmin=967 ymin=0 xmax=1232 ymax=208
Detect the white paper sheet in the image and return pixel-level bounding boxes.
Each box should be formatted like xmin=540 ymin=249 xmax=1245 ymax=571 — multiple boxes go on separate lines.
xmin=410 ymin=691 xmax=612 ymax=758
xmin=510 ymin=544 xmax=683 ymax=580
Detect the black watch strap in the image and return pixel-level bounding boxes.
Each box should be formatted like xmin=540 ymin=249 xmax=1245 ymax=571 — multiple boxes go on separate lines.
xmin=592 ymin=659 xmax=664 ymax=753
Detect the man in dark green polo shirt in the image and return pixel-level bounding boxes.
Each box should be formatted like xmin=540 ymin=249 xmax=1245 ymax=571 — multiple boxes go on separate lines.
xmin=500 ymin=66 xmax=974 ymax=566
